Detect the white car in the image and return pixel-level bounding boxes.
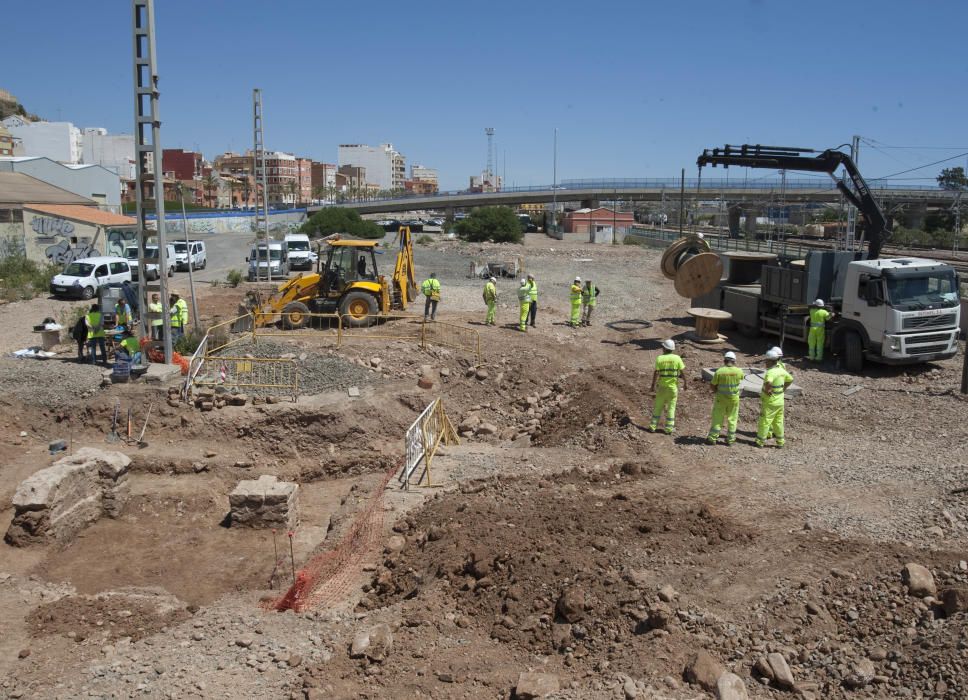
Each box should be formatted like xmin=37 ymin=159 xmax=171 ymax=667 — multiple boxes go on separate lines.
xmin=50 ymin=256 xmax=132 ymax=300
xmin=125 ymin=244 xmax=176 ymax=280
xmin=173 ymin=240 xmax=207 ymax=271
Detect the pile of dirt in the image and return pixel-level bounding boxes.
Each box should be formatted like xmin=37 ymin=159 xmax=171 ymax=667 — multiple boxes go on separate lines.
xmin=0 ymin=358 xmax=104 ymax=409
xmin=28 ymin=588 xmax=190 ymax=643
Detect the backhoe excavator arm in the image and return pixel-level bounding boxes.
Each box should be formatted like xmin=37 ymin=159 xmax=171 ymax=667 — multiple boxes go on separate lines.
xmin=697 ymin=144 xmax=890 ymax=259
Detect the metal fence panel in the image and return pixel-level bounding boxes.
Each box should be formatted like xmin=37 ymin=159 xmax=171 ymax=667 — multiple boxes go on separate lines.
xmin=193 ymin=355 xmax=298 ymax=401
xmin=400 ymin=398 xmax=459 ymax=489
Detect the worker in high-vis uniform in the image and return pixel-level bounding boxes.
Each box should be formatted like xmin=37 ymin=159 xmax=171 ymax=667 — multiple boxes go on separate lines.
xmin=114 ymin=298 xmax=133 ymax=330
xmin=706 ymin=350 xmax=744 ymax=446
xmin=148 ymin=293 xmax=163 ymax=340
xmin=483 ymin=276 xmax=497 ymax=326
xmin=421 ymin=273 xmax=441 ymax=321
xmin=568 ymin=276 xmax=582 ymax=327
xmin=517 ymin=278 xmax=531 ymax=332
xmin=85 ymin=302 xmax=106 ymax=365
xmin=755 ymin=348 xmax=794 ymax=448
xmin=581 ymin=279 xmax=599 ymax=326
xmin=526 ymin=274 xmax=538 ymax=327
xmin=649 ymin=339 xmax=686 ymax=435
xmin=170 ymin=292 xmax=188 ymax=340
xmin=807 ymin=299 xmax=833 ymax=361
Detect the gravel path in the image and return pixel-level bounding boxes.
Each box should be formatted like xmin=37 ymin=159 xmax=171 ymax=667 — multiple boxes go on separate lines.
xmin=0 ymin=357 xmax=104 ymax=409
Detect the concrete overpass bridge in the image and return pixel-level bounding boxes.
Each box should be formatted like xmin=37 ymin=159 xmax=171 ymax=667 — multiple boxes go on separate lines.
xmin=313 ymin=178 xmax=961 ymax=216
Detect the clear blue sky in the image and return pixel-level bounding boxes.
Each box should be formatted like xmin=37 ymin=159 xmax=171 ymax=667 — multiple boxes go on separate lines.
xmin=5 ymin=0 xmax=967 ymax=190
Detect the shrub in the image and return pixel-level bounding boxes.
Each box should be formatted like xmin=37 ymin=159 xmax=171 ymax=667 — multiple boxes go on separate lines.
xmin=455 ymin=207 xmax=524 ymax=243
xmin=0 ymin=256 xmax=59 ymax=302
xmin=416 ymin=235 xmax=434 ymax=245
xmin=226 ymin=269 xmax=243 ymax=287
xmin=301 ymin=207 xmax=384 ymax=240
xmin=174 ymin=328 xmax=205 ymax=355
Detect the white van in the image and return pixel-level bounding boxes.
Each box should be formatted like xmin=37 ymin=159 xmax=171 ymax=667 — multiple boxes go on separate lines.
xmin=50 ymin=256 xmax=132 ymax=299
xmin=284 ymin=233 xmax=316 ymax=271
xmin=247 ymin=241 xmax=289 ymax=281
xmin=173 ymin=240 xmax=207 ymax=271
xmin=125 ymin=243 xmax=176 ymax=281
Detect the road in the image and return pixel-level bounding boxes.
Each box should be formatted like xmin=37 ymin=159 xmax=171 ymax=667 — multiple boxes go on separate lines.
xmin=175 ymin=231 xmax=251 ymax=286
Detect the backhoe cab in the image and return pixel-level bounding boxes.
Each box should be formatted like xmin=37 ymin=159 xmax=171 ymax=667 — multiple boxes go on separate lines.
xmin=243 ymin=227 xmax=418 ymax=329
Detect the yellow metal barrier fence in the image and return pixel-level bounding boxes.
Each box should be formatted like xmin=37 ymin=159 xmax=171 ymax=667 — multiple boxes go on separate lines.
xmin=400 ymin=398 xmax=460 ymax=489
xmin=251 ymin=311 xmax=341 ymax=346
xmin=338 ymin=313 xmax=425 ymax=347
xmin=420 ymin=320 xmax=482 ymax=363
xmin=192 ymin=355 xmax=299 ymax=402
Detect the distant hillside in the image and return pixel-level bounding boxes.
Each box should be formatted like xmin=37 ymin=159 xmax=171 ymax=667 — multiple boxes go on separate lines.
xmin=0 ymin=88 xmax=40 ymax=122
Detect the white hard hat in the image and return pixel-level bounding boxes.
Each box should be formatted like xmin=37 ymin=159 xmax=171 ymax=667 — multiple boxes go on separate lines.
xmin=697 ymin=232 xmax=705 ymax=239
xmin=724 ymin=351 xmax=736 ymax=361
xmin=766 ymin=348 xmax=781 ymax=360
xmin=770 ymin=346 xmax=783 ymax=357
xmin=574 ymin=276 xmax=581 ymax=282
xmin=520 ymin=278 xmax=527 ymax=285
xmin=662 ymin=339 xmax=675 ymax=351
xmin=814 ymin=299 xmax=825 ymax=307
xmin=489 ymin=276 xmax=496 ymax=282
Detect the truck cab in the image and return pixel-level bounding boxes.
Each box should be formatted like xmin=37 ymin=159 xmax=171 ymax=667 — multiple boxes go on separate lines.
xmin=837 ymin=258 xmax=961 ymax=369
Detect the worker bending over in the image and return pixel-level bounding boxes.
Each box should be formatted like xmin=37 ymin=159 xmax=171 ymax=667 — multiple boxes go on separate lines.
xmin=706 ymin=350 xmax=744 ymax=446
xmin=581 ymin=279 xmax=599 ymax=326
xmin=421 ymin=273 xmax=441 ymax=321
xmin=568 ymin=276 xmax=582 ymax=327
xmin=115 ymin=298 xmax=133 ymax=330
xmin=807 ymin=299 xmax=833 ymax=361
xmin=117 ymin=328 xmax=143 ymax=365
xmin=649 ymin=339 xmax=686 ymax=435
xmin=483 ymin=276 xmax=497 ymax=326
xmin=755 ymin=348 xmax=794 ymax=448
xmin=517 ymin=278 xmax=531 ymax=332
xmin=526 ymin=274 xmax=538 ymax=327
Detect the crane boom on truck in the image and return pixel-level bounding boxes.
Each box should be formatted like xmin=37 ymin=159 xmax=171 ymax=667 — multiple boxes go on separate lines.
xmin=693 ymin=144 xmax=961 ymax=373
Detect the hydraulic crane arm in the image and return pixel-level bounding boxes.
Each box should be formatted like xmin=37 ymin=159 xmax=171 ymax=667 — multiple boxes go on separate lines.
xmin=697 ymin=144 xmax=890 ymax=259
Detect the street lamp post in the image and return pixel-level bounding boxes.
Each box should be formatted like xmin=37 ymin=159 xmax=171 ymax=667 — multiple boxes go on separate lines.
xmin=552 ymin=127 xmax=558 ymax=233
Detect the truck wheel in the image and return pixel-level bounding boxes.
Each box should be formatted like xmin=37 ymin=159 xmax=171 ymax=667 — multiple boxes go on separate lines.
xmin=81 ymin=286 xmax=95 ymax=300
xmin=339 ymin=291 xmax=378 ymax=327
xmin=281 ymin=301 xmax=310 ymax=330
xmin=844 ymin=332 xmax=864 ymax=373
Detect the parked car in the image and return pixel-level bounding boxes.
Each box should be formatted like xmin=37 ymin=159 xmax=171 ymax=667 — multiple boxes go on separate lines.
xmin=247 ymin=241 xmax=289 ymax=281
xmin=125 ymin=243 xmax=176 ymax=280
xmin=50 ymin=256 xmax=132 ymax=300
xmin=172 ymin=240 xmax=207 ymax=271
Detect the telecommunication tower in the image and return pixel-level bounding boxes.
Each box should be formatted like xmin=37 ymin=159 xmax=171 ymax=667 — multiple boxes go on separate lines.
xmin=253 ymin=89 xmax=271 ymax=282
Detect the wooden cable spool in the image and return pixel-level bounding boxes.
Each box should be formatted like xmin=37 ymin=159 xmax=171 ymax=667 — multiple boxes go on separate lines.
xmin=673 ymin=252 xmax=723 ymax=298
xmin=660 ymin=236 xmax=710 ymax=280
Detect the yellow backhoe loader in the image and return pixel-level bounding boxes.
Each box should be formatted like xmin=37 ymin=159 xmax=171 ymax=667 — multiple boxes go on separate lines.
xmin=242 ymin=227 xmax=418 ymax=328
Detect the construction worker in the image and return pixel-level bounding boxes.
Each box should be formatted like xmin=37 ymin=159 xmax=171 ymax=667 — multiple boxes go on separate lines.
xmin=755 ymin=348 xmax=794 ymax=448
xmin=517 ymin=278 xmax=531 ymax=332
xmin=148 ymin=293 xmax=163 ymax=340
xmin=706 ymin=350 xmax=745 ymax=446
xmin=170 ymin=292 xmax=188 ymax=340
xmin=117 ymin=328 xmax=142 ymax=365
xmin=85 ymin=302 xmax=106 ymax=365
xmin=649 ymin=339 xmax=686 ymax=435
xmin=807 ymin=299 xmax=833 ymax=361
xmin=569 ymin=276 xmax=582 ymax=327
xmin=526 ymin=274 xmax=538 ymax=327
xmin=114 ymin=297 xmax=133 ymax=330
xmin=581 ymin=279 xmax=599 ymax=326
xmin=483 ymin=276 xmax=498 ymax=325
xmin=421 ymin=273 xmax=441 ymax=321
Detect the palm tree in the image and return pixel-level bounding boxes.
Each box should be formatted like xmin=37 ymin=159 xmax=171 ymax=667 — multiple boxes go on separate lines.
xmin=202 ymin=172 xmax=218 ymax=208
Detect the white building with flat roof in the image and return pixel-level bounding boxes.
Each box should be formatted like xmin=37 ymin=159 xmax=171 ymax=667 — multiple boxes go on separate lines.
xmin=0 ymin=156 xmax=122 ymax=210
xmin=1 ymin=116 xmax=82 ymax=164
xmin=81 ymin=128 xmax=136 ymax=179
xmin=338 ymin=143 xmax=405 ymax=191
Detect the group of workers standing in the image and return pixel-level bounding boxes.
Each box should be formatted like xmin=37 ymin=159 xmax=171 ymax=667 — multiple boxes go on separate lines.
xmin=649 ymin=340 xmax=794 ymax=448
xmin=473 ymin=274 xmax=600 ymax=331
xmin=72 ymin=291 xmax=190 ymax=365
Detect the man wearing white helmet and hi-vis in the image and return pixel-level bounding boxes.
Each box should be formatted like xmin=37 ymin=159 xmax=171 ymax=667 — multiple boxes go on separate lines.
xmin=649 ymin=339 xmax=686 ymax=434
xmin=706 ymin=350 xmax=744 ymax=446
xmin=483 ymin=276 xmax=498 ymax=326
xmin=756 ymin=348 xmax=794 ymax=448
xmin=517 ymin=278 xmax=531 ymax=332
xmin=807 ymin=299 xmax=833 ymax=361
xmin=568 ymin=276 xmax=583 ymax=327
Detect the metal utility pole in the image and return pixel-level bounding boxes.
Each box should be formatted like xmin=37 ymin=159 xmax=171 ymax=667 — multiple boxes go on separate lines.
xmin=551 ymin=127 xmax=558 ymax=233
xmin=484 ymin=127 xmax=494 ymax=189
xmin=253 ymin=89 xmax=270 ymax=283
xmin=844 ymin=134 xmax=860 ymax=251
xmin=678 ymin=168 xmax=685 ymax=236
xmin=177 ymin=184 xmax=200 ymax=332
xmin=132 ymin=0 xmax=172 ymax=363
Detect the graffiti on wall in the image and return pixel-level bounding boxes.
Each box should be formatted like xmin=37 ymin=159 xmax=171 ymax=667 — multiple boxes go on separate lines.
xmin=30 ymin=216 xmax=97 ymax=265
xmin=45 ymin=239 xmax=97 ymax=265
xmin=105 ymin=228 xmax=138 ymax=257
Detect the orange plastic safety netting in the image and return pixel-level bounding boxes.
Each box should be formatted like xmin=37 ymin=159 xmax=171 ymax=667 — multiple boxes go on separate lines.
xmin=269 ymin=458 xmax=401 ymax=612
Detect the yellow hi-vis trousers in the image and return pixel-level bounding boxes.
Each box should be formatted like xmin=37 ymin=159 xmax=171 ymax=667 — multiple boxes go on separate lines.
xmin=808 ymin=327 xmax=826 ymax=360
xmin=519 ymin=300 xmax=530 ymax=331
xmin=707 ymin=396 xmax=739 ymax=443
xmin=756 ymin=399 xmax=785 ymax=446
xmin=649 ymin=386 xmax=679 ymax=433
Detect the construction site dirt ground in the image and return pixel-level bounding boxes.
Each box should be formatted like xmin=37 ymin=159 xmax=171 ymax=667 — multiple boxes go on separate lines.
xmin=0 ymin=233 xmax=967 ymax=699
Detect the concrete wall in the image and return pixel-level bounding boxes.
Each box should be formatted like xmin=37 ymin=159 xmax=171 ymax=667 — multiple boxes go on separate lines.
xmin=0 ymin=157 xmax=121 ymax=208
xmin=151 ymin=208 xmax=307 ymax=236
xmin=21 ymin=212 xmax=101 ymax=264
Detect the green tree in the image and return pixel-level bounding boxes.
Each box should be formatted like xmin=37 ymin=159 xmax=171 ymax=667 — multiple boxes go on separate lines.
xmin=301 ymin=207 xmax=384 ymax=239
xmin=937 ymin=167 xmax=967 ymax=191
xmin=202 ymin=173 xmax=218 ymax=208
xmin=455 ymin=206 xmax=524 ymax=243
